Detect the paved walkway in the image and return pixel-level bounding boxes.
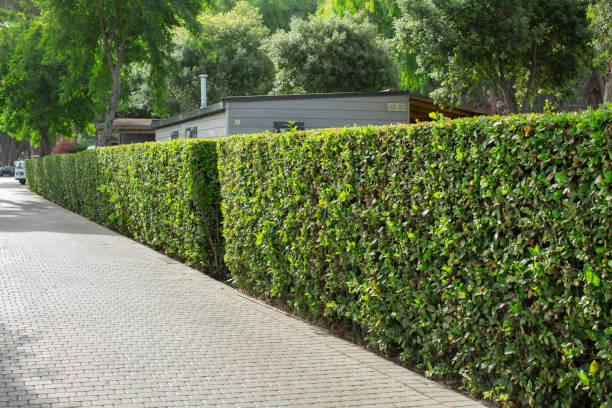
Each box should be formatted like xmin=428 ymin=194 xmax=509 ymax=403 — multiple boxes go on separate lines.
xmin=0 ymin=177 xmax=487 ymax=408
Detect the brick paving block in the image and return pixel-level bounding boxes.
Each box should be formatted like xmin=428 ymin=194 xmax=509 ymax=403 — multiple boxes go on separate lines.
xmin=0 ymin=178 xmax=488 ymax=408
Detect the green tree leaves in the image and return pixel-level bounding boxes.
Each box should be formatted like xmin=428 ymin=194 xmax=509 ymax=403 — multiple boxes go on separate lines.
xmin=588 ymin=0 xmax=612 ymax=102
xmin=0 ymin=13 xmax=93 ymax=155
xmin=42 ymin=0 xmax=203 ymax=144
xmin=396 ymin=0 xmax=592 ymax=113
xmin=265 ymin=13 xmax=398 ymax=94
xmin=165 ymin=2 xmax=274 ymax=114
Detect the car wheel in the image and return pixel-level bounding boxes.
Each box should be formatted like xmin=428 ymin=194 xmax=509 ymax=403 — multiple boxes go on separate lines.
xmin=19 ymin=179 xmax=25 ymax=185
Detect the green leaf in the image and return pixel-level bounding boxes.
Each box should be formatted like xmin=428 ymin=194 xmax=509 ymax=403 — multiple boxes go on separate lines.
xmin=554 ymin=172 xmax=569 ymax=183
xmin=585 ymin=330 xmax=597 ymax=341
xmin=577 ymin=370 xmax=589 ymax=386
xmin=584 ymin=264 xmax=601 ymax=287
xmin=455 ymin=148 xmax=464 ymax=161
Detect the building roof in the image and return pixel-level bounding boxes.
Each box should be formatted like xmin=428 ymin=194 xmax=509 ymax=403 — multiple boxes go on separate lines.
xmin=95 ymin=118 xmax=159 ymax=131
xmin=221 ymin=90 xmax=411 ymax=103
xmin=221 ymin=90 xmax=490 ymax=115
xmin=151 ymin=102 xmax=226 ymax=129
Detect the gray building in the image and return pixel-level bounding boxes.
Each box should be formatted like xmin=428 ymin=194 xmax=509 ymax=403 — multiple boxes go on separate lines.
xmin=154 ymin=89 xmax=486 ymax=142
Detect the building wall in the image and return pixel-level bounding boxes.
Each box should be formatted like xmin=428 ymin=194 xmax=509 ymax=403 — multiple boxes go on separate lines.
xmin=119 ymin=133 xmax=155 ymax=145
xmin=155 ymin=111 xmax=227 ymax=142
xmin=226 ymin=95 xmax=410 ymax=135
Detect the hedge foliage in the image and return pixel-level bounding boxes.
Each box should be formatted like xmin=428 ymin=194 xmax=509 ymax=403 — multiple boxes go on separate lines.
xmin=219 ymin=107 xmax=611 ymax=407
xmin=26 ymin=140 xmax=225 ymax=278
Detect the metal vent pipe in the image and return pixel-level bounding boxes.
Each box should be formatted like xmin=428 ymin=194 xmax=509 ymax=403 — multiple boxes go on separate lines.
xmin=200 ymin=74 xmax=208 ymax=109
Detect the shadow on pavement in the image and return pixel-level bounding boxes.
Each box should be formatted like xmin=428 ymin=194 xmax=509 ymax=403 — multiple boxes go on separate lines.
xmin=0 ymin=179 xmax=114 ymax=235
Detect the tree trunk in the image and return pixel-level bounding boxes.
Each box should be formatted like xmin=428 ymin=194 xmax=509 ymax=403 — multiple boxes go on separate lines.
xmin=8 ymin=137 xmax=18 ymax=164
xmin=596 ymin=72 xmax=606 ymax=104
xmin=0 ymin=132 xmax=10 ymax=165
xmin=496 ymin=58 xmax=519 ymax=114
xmin=1 ymin=133 xmax=39 ymax=163
xmin=101 ymin=69 xmax=121 ymax=146
xmin=39 ymin=127 xmax=52 ymax=157
xmin=521 ymin=43 xmax=538 ymax=113
xmin=604 ymin=61 xmax=612 ymax=104
xmin=499 ymin=80 xmax=519 ymax=114
xmin=8 ymin=135 xmax=20 ymax=164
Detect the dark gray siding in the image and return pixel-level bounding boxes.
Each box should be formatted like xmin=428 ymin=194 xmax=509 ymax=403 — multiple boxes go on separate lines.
xmin=226 ymin=95 xmax=410 ymax=135
xmin=120 ymin=133 xmax=155 ymax=144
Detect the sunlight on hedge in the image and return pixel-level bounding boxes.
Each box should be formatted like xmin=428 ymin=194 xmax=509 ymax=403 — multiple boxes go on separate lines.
xmin=219 ymin=107 xmax=611 ymax=407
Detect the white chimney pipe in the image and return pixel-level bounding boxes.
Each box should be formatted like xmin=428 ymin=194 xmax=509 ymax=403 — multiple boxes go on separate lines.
xmin=200 ymin=74 xmax=208 ymax=109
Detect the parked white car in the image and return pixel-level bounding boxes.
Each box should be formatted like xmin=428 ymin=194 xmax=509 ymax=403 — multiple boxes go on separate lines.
xmin=14 ymin=160 xmax=26 ymax=185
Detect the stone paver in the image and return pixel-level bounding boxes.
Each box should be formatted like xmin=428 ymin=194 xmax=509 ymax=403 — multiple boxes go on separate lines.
xmin=0 ymin=177 xmax=488 ymax=407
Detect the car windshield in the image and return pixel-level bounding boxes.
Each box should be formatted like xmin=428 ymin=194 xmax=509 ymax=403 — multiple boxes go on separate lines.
xmin=16 ymin=162 xmax=24 ymax=169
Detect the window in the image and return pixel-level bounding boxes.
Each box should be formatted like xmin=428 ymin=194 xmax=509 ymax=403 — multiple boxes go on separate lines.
xmin=185 ymin=127 xmax=198 ymax=139
xmin=171 ymin=130 xmax=179 ymax=140
xmin=273 ymin=121 xmax=304 ymax=133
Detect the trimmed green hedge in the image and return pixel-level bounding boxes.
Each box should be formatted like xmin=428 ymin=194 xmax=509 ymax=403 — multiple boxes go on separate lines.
xmin=219 ymin=108 xmax=611 ymax=407
xmin=27 ymin=140 xmax=225 ymax=278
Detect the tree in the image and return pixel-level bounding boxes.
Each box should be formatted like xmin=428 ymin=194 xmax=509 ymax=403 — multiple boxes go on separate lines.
xmin=316 ymin=0 xmax=427 ymax=93
xmin=210 ymin=0 xmax=318 ymax=32
xmin=0 ymin=14 xmax=93 ymax=156
xmin=116 ymin=63 xmax=156 ymax=118
xmin=163 ymin=2 xmax=274 ymax=115
xmin=43 ymin=0 xmax=202 ymax=145
xmin=317 ymin=0 xmax=397 ymax=37
xmin=265 ymin=13 xmax=398 ymax=94
xmin=589 ymin=0 xmax=612 ymax=102
xmin=0 ymin=0 xmax=38 ymax=18
xmin=396 ymin=0 xmax=591 ymax=113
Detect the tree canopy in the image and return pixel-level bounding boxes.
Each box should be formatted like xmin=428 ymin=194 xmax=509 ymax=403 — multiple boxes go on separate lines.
xmin=265 ymin=13 xmax=398 ymax=94
xmin=316 ymin=0 xmax=427 ymax=93
xmin=0 ymin=13 xmax=93 ymax=155
xmin=211 ymin=0 xmax=318 ymax=32
xmin=42 ymin=0 xmax=202 ymax=145
xmin=0 ymin=0 xmax=606 ymax=150
xmin=396 ymin=0 xmax=591 ymax=113
xmin=165 ymin=1 xmax=273 ymax=115
xmin=589 ymin=0 xmax=612 ymax=102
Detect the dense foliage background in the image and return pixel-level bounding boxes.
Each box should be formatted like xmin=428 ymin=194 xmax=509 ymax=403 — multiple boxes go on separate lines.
xmin=265 ymin=13 xmax=398 ymax=94
xmin=164 ymin=2 xmax=275 ymax=115
xmin=396 ymin=0 xmax=592 ymax=113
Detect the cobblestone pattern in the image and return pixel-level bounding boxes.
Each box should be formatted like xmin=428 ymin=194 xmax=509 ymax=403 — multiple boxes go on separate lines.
xmin=0 ymin=178 xmax=488 ymax=407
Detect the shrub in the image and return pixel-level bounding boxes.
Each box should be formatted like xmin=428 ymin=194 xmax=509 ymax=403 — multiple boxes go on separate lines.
xmin=218 ymin=107 xmax=611 ymax=407
xmin=52 ymin=138 xmax=78 ymax=154
xmin=26 ymin=140 xmax=225 ymax=278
